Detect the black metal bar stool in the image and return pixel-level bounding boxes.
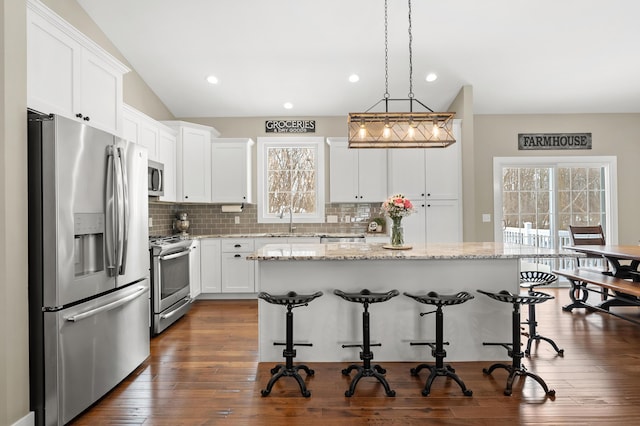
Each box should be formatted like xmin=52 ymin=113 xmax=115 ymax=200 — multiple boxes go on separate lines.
xmin=520 ymin=271 xmax=564 ymax=356
xmin=477 ymin=289 xmax=556 ymax=397
xmin=334 ymin=288 xmax=399 ymax=397
xmin=404 ymin=291 xmax=474 ymax=397
xmin=258 ymin=290 xmax=323 ymax=397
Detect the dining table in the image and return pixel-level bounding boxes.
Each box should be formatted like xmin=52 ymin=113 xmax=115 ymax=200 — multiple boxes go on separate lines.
xmin=564 ymin=244 xmax=640 ymax=282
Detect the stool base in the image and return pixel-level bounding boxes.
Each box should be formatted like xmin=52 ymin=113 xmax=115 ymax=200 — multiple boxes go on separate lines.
xmin=411 ymin=363 xmax=473 ymax=396
xmin=261 ymin=363 xmax=314 ymax=397
xmin=483 ymin=362 xmax=556 ymax=397
xmin=342 ymin=363 xmax=396 ymax=397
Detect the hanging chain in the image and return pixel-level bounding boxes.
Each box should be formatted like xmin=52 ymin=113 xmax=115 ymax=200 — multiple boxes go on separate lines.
xmin=384 ymin=0 xmax=389 ymax=99
xmin=407 ymin=0 xmax=414 ymax=99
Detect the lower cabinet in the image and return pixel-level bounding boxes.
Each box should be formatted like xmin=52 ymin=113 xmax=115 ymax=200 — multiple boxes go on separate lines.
xmin=200 ymin=239 xmax=221 ymax=293
xmin=197 ymin=237 xmax=320 ymax=297
xmin=189 ymin=239 xmax=202 ymax=298
xmin=221 ymin=239 xmax=255 ymax=293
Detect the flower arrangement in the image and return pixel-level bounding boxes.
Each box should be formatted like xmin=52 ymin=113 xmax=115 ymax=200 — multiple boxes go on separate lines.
xmin=381 ymin=194 xmax=415 ymax=219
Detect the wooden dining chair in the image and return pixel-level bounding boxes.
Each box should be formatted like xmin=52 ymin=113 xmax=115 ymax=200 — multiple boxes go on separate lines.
xmin=568 ymin=225 xmax=608 ymax=268
xmin=569 ymin=225 xmax=609 ymax=299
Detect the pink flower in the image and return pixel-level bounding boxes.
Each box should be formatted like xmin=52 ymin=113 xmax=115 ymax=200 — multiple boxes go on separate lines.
xmin=404 ymin=199 xmax=413 ymax=209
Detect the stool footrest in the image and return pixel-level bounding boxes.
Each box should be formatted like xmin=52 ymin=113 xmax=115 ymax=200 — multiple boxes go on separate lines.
xmin=342 ymin=342 xmax=381 ymax=349
xmin=274 ymin=342 xmax=313 ymax=347
xmin=410 ymin=341 xmax=449 ymax=347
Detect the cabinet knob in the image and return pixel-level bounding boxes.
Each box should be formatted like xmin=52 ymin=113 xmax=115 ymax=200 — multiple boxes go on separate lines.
xmin=75 ymin=113 xmax=83 ymax=118
xmin=234 ymin=254 xmax=241 ymax=258
xmin=427 ymin=193 xmax=431 ymax=197
xmin=185 ymin=195 xmax=189 ymax=199
xmin=421 ymin=193 xmax=425 ymax=197
xmin=234 ymin=244 xmax=241 ymax=248
xmin=427 ymin=204 xmax=431 ymax=207
xmin=421 ymin=204 xmax=425 ymax=207
xmin=355 ymin=195 xmax=358 ymax=199
xmin=83 ymin=116 xmax=90 ymax=121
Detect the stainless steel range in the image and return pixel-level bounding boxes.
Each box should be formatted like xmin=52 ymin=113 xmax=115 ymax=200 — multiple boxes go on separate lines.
xmin=149 ymin=235 xmax=193 ymax=335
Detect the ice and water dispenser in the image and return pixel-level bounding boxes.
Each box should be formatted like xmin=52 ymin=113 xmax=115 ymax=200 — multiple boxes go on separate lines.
xmin=74 ymin=213 xmax=104 ymax=276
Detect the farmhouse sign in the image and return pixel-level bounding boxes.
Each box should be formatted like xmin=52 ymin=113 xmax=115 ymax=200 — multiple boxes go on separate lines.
xmin=518 ymin=133 xmax=592 ymax=150
xmin=265 ymin=120 xmax=316 ymax=133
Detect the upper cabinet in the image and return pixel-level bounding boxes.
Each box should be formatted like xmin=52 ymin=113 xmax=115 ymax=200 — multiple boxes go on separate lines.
xmin=124 ymin=104 xmax=178 ymax=202
xmin=388 ymin=120 xmax=462 ymax=201
xmin=327 ymin=138 xmax=388 ymax=203
xmin=162 ymin=121 xmax=220 ymax=203
xmin=27 ymin=0 xmax=129 ymax=135
xmin=211 ymin=138 xmax=254 ymax=204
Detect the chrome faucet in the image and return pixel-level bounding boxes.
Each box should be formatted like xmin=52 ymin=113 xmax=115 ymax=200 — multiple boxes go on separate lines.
xmin=279 ymin=206 xmax=295 ymax=233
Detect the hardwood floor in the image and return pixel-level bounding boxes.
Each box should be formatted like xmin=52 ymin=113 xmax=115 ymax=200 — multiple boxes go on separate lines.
xmin=71 ymin=288 xmax=640 ymax=425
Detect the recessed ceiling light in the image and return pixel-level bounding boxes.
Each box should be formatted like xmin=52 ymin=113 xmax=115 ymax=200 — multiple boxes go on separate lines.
xmin=206 ymin=75 xmax=219 ymax=84
xmin=349 ymin=74 xmax=360 ymax=83
xmin=425 ymin=73 xmax=438 ymax=82
xmin=284 ymin=102 xmax=293 ymax=109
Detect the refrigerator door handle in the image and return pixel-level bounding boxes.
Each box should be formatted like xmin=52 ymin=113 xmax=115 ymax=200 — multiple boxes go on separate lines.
xmin=113 ymin=147 xmax=125 ymax=274
xmin=63 ymin=286 xmax=148 ymax=322
xmin=117 ymin=146 xmax=130 ymax=275
xmin=105 ymin=146 xmax=117 ymax=276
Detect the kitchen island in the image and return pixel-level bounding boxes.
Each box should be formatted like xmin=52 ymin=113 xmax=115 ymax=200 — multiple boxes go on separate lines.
xmin=249 ymin=242 xmax=578 ymax=362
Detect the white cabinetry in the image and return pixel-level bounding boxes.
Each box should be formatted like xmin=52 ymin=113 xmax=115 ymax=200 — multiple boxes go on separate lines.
xmin=158 ymin=129 xmax=177 ymax=202
xmin=163 ymin=121 xmax=220 ymax=203
xmin=189 ymin=239 xmax=201 ymax=299
xmin=387 ymin=120 xmax=462 ymax=244
xmin=211 ymin=138 xmax=254 ymax=203
xmin=123 ymin=105 xmax=177 ymax=202
xmin=200 ymin=239 xmax=222 ymax=293
xmin=26 ymin=0 xmax=128 ymax=135
xmin=328 ymin=138 xmax=388 ymax=203
xmin=221 ymin=239 xmax=255 ymax=293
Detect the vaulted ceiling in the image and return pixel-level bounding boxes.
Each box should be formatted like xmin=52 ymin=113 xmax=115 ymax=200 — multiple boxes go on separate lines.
xmin=78 ymin=0 xmax=640 ymax=118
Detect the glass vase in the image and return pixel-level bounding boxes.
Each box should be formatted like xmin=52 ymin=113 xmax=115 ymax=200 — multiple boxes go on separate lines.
xmin=391 ymin=216 xmax=404 ymax=247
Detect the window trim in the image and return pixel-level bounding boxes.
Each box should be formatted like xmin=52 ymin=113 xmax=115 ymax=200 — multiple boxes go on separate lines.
xmin=257 ymin=136 xmax=325 ymax=224
xmin=493 ymin=156 xmax=618 ymax=245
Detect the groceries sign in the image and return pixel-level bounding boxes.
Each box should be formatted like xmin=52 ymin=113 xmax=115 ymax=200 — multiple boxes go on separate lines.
xmin=265 ymin=120 xmax=316 ymax=133
xmin=518 ymin=133 xmax=592 ymax=150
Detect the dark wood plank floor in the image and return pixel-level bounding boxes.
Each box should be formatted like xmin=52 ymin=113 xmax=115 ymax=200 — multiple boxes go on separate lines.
xmin=71 ymin=288 xmax=640 ymax=425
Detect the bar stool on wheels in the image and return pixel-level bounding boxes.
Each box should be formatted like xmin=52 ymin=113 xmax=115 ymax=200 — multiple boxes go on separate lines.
xmin=477 ymin=289 xmax=556 ymax=397
xmin=404 ymin=291 xmax=474 ymax=397
xmin=334 ymin=288 xmax=399 ymax=397
xmin=520 ymin=271 xmax=564 ymax=356
xmin=257 ymin=290 xmax=323 ymax=397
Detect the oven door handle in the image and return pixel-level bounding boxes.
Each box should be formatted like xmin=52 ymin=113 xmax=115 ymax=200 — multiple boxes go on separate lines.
xmin=159 ymin=249 xmax=191 ymax=262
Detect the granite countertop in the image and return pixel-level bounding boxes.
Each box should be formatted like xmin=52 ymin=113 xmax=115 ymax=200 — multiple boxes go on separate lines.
xmin=187 ymin=232 xmax=372 ymax=239
xmin=247 ymin=242 xmax=583 ymax=261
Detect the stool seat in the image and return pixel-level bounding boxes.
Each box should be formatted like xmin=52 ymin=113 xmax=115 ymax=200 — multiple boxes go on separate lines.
xmin=258 ymin=291 xmax=323 ymax=306
xmin=334 ymin=288 xmax=399 ymax=304
xmin=404 ymin=290 xmax=474 ymax=397
xmin=334 ymin=288 xmax=398 ymax=397
xmin=478 ymin=289 xmax=553 ymax=305
xmin=258 ymin=290 xmax=323 ymax=397
xmin=477 ymin=289 xmax=555 ymax=397
xmin=519 ymin=271 xmax=557 ymax=289
xmin=517 ymin=272 xmax=564 ymax=357
xmin=404 ymin=291 xmax=473 ymax=306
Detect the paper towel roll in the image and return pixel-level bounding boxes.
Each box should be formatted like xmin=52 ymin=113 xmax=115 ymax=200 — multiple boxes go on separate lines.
xmin=221 ymin=204 xmax=243 ymax=213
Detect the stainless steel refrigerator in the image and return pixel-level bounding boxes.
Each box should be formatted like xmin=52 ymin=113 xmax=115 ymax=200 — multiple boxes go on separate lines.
xmin=27 ymin=111 xmax=150 ymax=426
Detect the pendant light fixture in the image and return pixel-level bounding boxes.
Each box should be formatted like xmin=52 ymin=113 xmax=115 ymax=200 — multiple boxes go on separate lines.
xmin=348 ymin=0 xmax=456 ymax=148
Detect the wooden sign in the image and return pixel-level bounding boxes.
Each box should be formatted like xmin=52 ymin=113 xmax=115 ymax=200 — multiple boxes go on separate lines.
xmin=518 ymin=133 xmax=592 ymax=150
xmin=265 ymin=120 xmax=316 ymax=133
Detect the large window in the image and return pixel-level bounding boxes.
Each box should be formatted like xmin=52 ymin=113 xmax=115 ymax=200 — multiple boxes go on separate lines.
xmin=494 ymin=156 xmax=618 ymax=268
xmin=257 ymin=137 xmax=325 ymax=223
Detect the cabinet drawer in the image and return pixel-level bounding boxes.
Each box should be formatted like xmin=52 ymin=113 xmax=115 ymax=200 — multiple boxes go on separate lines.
xmin=221 ymin=239 xmax=255 ymax=252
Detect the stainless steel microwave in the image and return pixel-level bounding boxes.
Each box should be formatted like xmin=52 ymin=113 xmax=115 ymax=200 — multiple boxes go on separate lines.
xmin=148 ymin=160 xmax=164 ymax=196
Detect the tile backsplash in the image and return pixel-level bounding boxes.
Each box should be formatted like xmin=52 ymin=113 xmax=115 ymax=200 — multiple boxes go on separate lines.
xmin=149 ymin=201 xmax=386 ymax=236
